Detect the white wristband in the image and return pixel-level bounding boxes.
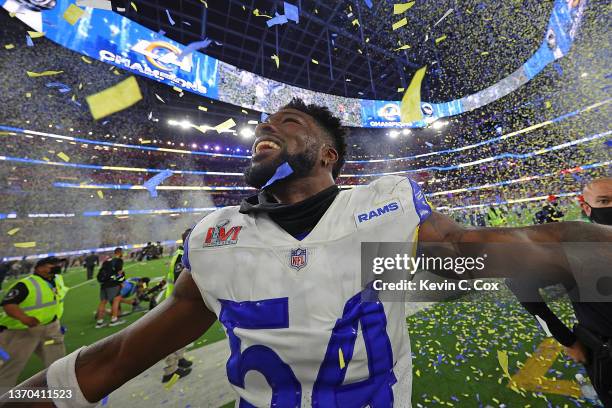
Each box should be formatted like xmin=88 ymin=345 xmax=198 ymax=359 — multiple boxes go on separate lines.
xmin=46 ymin=346 xmax=98 ymax=408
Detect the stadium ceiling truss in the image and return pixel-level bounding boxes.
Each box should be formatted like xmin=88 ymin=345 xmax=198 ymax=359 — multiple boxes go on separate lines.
xmin=113 ymin=0 xmax=554 ymax=102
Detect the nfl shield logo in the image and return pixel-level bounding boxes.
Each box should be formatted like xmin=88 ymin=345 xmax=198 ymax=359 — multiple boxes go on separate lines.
xmin=290 ymin=248 xmax=308 ymax=270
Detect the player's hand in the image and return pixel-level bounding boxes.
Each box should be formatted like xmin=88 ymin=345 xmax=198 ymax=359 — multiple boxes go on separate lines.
xmin=564 ymin=340 xmax=587 ymax=363
xmin=21 ymin=316 xmax=40 ymax=327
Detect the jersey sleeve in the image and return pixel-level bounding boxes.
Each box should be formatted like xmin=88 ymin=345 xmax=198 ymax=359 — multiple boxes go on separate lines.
xmin=182 ymin=232 xmax=192 ymax=270
xmin=407 ymin=178 xmax=432 ymax=224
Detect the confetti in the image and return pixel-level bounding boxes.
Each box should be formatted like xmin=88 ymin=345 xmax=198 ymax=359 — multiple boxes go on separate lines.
xmin=339 ymin=348 xmax=346 ymax=369
xmin=363 ymin=0 xmax=373 ymax=8
xmin=266 ymin=13 xmax=288 ymax=28
xmin=164 ymin=373 xmax=180 ymax=389
xmin=177 ymin=38 xmax=212 ymax=61
xmin=81 ymin=56 xmax=93 ymax=64
xmin=213 ymin=118 xmax=236 ymax=133
xmin=130 ymin=2 xmax=137 ymax=11
xmin=143 ymin=170 xmax=174 ymax=198
xmin=311 ymin=58 xmax=319 ymax=64
xmin=57 ymin=152 xmax=70 ymax=162
xmin=197 ymin=105 xmax=208 ymax=111
xmin=284 ymin=2 xmax=299 ymax=23
xmin=0 ymin=347 xmax=9 ymax=361
xmin=433 ymin=8 xmax=454 ymax=27
xmin=26 ymin=70 xmax=64 ymax=78
xmin=435 ymin=34 xmax=448 ymax=45
xmin=7 ymin=228 xmax=20 ymax=236
xmin=497 ymin=350 xmax=510 ymax=378
xmin=97 ymin=190 xmax=104 ymax=199
xmin=63 ymin=4 xmax=86 ymax=25
xmin=394 ymin=2 xmax=415 ymax=14
xmin=27 ymin=31 xmax=45 ymax=39
xmin=75 ymin=0 xmax=113 ymax=10
xmin=271 ymin=54 xmax=280 ymax=68
xmin=26 ymin=35 xmax=34 ymax=47
xmin=85 ymin=76 xmax=143 ymax=120
xmin=44 ymin=340 xmax=54 ymax=346
xmin=394 ymin=44 xmax=411 ymax=51
xmin=392 ymin=18 xmax=408 ymax=30
xmin=4 ymin=44 xmax=15 ymax=50
xmin=165 ymin=9 xmax=176 ymax=25
xmin=155 ymin=93 xmax=165 ymax=103
xmin=400 ymin=65 xmax=427 ymax=123
xmin=14 ymin=242 xmax=36 ymax=248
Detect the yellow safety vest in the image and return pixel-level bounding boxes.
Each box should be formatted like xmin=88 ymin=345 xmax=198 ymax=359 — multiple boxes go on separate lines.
xmin=0 ymin=274 xmax=67 ymax=330
xmin=165 ymin=248 xmax=184 ymax=299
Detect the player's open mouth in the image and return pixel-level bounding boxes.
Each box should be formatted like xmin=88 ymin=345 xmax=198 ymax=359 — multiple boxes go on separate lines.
xmin=253 ymin=139 xmax=282 ymax=158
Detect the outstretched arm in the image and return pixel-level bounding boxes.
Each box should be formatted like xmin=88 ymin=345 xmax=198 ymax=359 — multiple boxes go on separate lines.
xmin=418 ymin=211 xmax=612 ymax=279
xmin=0 ymin=270 xmax=216 ymax=407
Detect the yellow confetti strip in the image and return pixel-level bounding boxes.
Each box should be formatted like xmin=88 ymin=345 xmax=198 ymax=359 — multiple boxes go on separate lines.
xmin=130 ymin=1 xmax=137 ymax=11
xmin=392 ymin=18 xmax=408 ymax=30
xmin=97 ymin=190 xmax=104 ymax=199
xmin=271 ymin=54 xmax=280 ymax=68
xmin=253 ymin=9 xmax=272 ymax=18
xmin=57 ymin=152 xmax=70 ymax=162
xmin=140 ymin=139 xmax=151 ymax=144
xmin=27 ymin=31 xmax=45 ymax=38
xmin=338 ymin=348 xmax=346 ymax=369
xmin=63 ymin=4 xmax=86 ymax=25
xmin=497 ymin=350 xmax=510 ymax=378
xmin=86 ymin=76 xmax=143 ymax=120
xmin=394 ymin=44 xmax=411 ymax=51
xmin=393 ymin=2 xmax=415 ymax=14
xmin=44 ymin=340 xmax=54 ymax=346
xmin=213 ymin=118 xmax=236 ymax=133
xmin=400 ymin=65 xmax=427 ymax=123
xmin=397 ymin=87 xmax=405 ymax=92
xmin=164 ymin=373 xmax=180 ymax=389
xmin=4 ymin=44 xmax=15 ymax=49
xmin=435 ymin=34 xmax=447 ymax=45
xmin=351 ymin=19 xmax=359 ymax=26
xmin=197 ymin=105 xmax=208 ymax=111
xmin=26 ymin=70 xmax=64 ymax=78
xmin=81 ymin=56 xmax=92 ymax=64
xmin=14 ymin=242 xmax=36 ymax=248
xmin=172 ymin=86 xmax=183 ymax=93
xmin=7 ymin=228 xmax=20 ymax=236
xmin=241 ymin=109 xmax=248 ymax=114
xmin=43 ymin=157 xmax=50 ymax=161
xmin=25 ymin=92 xmax=31 ymax=98
xmin=311 ymin=58 xmax=319 ymax=64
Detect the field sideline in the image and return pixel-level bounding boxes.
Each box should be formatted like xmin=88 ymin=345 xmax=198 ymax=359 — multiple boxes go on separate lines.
xmin=2 ymin=258 xmax=600 ymax=407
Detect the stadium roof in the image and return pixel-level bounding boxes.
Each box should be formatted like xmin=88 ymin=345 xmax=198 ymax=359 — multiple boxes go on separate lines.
xmin=115 ymin=0 xmax=554 ymax=102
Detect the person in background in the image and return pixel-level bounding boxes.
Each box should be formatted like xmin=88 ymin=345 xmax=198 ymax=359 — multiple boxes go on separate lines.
xmin=94 ymin=248 xmax=126 ymax=328
xmin=160 ymin=229 xmax=193 ymax=383
xmin=507 ymin=177 xmax=612 ymax=406
xmin=534 ymin=194 xmax=565 ymax=224
xmin=117 ymin=277 xmax=149 ymax=314
xmin=0 ymin=262 xmax=9 ymax=292
xmin=0 ymin=257 xmax=68 ymax=387
xmin=83 ymin=251 xmax=99 ymax=281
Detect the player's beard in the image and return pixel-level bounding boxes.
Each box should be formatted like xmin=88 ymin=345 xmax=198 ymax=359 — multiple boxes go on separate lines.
xmin=244 ymin=145 xmax=319 ymax=189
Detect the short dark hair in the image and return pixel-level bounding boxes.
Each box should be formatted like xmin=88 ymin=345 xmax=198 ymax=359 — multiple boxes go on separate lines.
xmin=281 ymin=98 xmax=347 ymax=179
xmin=114 ymin=247 xmax=123 ymax=254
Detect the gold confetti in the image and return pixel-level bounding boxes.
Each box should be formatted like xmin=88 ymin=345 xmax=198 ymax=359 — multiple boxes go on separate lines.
xmin=400 ymin=65 xmax=427 ymax=123
xmin=86 ymin=76 xmax=143 ymax=120
xmin=393 ymin=2 xmax=415 ymax=14
xmin=44 ymin=340 xmax=54 ymax=346
xmin=4 ymin=44 xmax=15 ymax=49
xmin=27 ymin=70 xmax=64 ymax=78
xmin=81 ymin=56 xmax=92 ymax=64
xmin=394 ymin=44 xmax=411 ymax=51
xmin=14 ymin=242 xmax=36 ymax=248
xmin=271 ymin=54 xmax=280 ymax=68
xmin=97 ymin=190 xmax=104 ymax=199
xmin=213 ymin=118 xmax=236 ymax=133
xmin=311 ymin=58 xmax=319 ymax=64
xmin=197 ymin=106 xmax=208 ymax=111
xmin=164 ymin=373 xmax=180 ymax=389
xmin=25 ymin=92 xmax=32 ymax=98
xmin=338 ymin=348 xmax=346 ymax=369
xmin=435 ymin=34 xmax=447 ymax=45
xmin=27 ymin=31 xmax=45 ymax=38
xmin=63 ymin=4 xmax=86 ymax=25
xmin=57 ymin=152 xmax=70 ymax=162
xmin=392 ymin=18 xmax=408 ymax=30
xmin=7 ymin=228 xmax=20 ymax=236
xmin=497 ymin=350 xmax=510 ymax=378
xmin=351 ymin=19 xmax=359 ymax=26
xmin=130 ymin=1 xmax=137 ymax=11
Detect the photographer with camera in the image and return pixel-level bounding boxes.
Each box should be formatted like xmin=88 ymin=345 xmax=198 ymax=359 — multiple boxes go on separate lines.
xmin=94 ymin=248 xmax=126 ymax=329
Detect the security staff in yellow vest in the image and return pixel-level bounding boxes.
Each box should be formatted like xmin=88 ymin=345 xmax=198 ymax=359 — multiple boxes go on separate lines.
xmin=161 ymin=229 xmax=193 ymax=383
xmin=0 ymin=257 xmax=67 ymax=387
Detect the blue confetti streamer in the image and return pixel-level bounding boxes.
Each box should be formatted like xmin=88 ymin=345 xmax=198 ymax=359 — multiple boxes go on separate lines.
xmin=284 ymin=2 xmax=299 ymax=23
xmin=364 ymin=0 xmax=373 ymax=8
xmin=143 ymin=169 xmax=174 ymax=197
xmin=0 ymin=347 xmax=10 ymax=361
xmin=605 ymin=139 xmax=611 ymax=147
xmin=266 ymin=13 xmax=289 ymax=28
xmin=165 ymin=9 xmax=175 ymax=26
xmin=26 ymin=35 xmax=34 ymax=47
xmin=177 ymin=38 xmax=212 ymax=61
xmin=262 ymin=162 xmax=294 ymax=189
xmin=260 ymin=112 xmax=269 ymax=122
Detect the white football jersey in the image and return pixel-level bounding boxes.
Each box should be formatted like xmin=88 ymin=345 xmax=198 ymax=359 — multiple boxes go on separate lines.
xmin=184 ymin=175 xmax=432 ymax=407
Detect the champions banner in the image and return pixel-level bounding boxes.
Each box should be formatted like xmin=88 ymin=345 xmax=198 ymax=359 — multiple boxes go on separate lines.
xmin=2 ymin=0 xmax=586 ymax=128
xmin=2 ymin=0 xmax=219 ymax=98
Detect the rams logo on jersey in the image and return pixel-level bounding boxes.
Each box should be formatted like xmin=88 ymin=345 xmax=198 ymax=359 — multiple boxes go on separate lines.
xmin=356 ymin=201 xmax=400 ymax=223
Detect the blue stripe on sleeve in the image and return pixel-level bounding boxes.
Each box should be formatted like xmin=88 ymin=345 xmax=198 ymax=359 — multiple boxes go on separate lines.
xmin=408 ymin=178 xmax=432 ymax=224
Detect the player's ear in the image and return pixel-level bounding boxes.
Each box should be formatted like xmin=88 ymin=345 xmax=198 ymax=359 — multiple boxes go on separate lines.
xmin=321 ymin=144 xmax=338 ymax=169
xmin=580 ymin=202 xmax=591 ymax=217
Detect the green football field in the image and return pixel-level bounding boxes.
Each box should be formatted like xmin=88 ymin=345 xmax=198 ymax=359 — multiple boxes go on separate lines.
xmin=4 ymin=259 xmax=598 ymax=407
